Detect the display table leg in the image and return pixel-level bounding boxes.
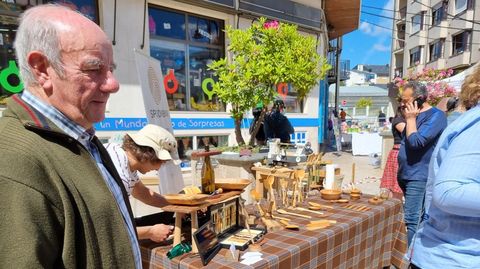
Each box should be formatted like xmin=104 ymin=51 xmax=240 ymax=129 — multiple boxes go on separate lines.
xmin=255 ymin=172 xmax=265 ymax=198
xmin=173 ymin=212 xmax=184 ymax=247
xmin=191 ymin=211 xmax=199 ymax=253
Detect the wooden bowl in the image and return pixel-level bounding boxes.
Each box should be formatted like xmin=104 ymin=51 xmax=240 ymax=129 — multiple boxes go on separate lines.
xmin=320 ymin=189 xmax=342 ymax=200
xmin=215 ymin=178 xmax=251 ymax=191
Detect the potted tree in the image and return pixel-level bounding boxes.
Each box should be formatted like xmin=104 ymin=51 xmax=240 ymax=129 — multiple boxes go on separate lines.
xmin=209 ymin=18 xmax=331 ymax=146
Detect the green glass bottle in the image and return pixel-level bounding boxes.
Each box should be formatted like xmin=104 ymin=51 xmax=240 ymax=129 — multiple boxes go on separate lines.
xmin=201 ymin=145 xmax=216 ymax=194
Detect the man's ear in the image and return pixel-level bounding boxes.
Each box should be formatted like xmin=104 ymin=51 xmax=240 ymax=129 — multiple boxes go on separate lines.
xmin=27 ymin=51 xmax=53 ymax=91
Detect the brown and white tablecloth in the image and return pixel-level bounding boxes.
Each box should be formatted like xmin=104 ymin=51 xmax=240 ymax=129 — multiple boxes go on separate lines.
xmin=140 ymin=196 xmax=408 ymax=269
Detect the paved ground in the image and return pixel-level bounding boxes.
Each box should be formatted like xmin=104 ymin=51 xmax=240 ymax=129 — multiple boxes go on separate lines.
xmin=322 ymin=151 xmax=383 ymax=196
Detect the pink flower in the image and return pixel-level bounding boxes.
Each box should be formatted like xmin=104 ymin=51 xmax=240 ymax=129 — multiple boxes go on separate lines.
xmin=263 ymin=20 xmax=279 ymax=29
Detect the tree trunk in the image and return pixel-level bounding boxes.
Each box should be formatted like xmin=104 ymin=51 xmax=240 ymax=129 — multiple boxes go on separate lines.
xmin=234 ymin=117 xmax=245 ymax=145
xmin=248 ymin=108 xmax=267 ymax=146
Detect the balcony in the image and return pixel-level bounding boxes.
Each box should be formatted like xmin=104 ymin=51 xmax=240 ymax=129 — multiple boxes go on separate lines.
xmin=398 ymin=7 xmax=406 ymax=21
xmin=394 ymin=40 xmax=405 ymax=52
xmin=327 ymin=55 xmax=350 ymax=83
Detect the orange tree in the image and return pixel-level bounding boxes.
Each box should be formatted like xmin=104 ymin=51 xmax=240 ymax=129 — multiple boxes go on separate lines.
xmin=209 ymin=18 xmax=330 ymax=145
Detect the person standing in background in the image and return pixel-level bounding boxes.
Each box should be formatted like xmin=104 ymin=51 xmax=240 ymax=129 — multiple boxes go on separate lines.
xmin=339 ymin=108 xmax=347 ymax=122
xmin=264 ymin=99 xmax=294 ymax=143
xmin=0 ymin=5 xmax=141 ymax=267
xmin=380 ymin=105 xmax=405 ymax=199
xmin=378 ymin=110 xmax=386 ymax=126
xmin=408 ymin=66 xmax=480 ymax=269
xmin=397 ymin=81 xmax=447 ymax=246
xmin=104 ymin=124 xmax=178 ymax=243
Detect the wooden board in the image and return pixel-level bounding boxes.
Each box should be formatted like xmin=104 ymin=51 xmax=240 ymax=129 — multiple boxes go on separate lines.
xmin=163 ymin=194 xmax=209 ymax=206
xmin=162 ymin=192 xmax=242 ymax=214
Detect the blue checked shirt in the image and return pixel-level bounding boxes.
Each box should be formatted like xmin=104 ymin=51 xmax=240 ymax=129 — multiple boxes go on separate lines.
xmin=21 ymin=90 xmax=142 ymax=269
xmin=409 ymin=104 xmax=480 ymax=268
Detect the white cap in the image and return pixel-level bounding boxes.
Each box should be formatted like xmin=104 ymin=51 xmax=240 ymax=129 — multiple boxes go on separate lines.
xmin=128 ymin=124 xmax=178 ymax=161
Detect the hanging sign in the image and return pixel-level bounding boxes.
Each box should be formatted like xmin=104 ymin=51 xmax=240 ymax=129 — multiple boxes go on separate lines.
xmin=163 ymin=69 xmax=179 ymax=94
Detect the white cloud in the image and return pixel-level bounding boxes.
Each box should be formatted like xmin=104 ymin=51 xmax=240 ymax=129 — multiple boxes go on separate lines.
xmin=373 ymin=43 xmax=390 ymax=52
xmin=359 ymin=21 xmax=390 ymax=37
xmin=360 ymin=0 xmax=395 ymax=37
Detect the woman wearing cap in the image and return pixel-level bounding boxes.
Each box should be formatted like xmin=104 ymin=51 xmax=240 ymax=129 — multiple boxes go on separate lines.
xmin=104 ymin=124 xmax=178 ymax=243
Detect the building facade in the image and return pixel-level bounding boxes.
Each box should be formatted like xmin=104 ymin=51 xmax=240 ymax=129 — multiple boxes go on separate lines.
xmin=390 ymin=0 xmax=479 ymax=80
xmin=0 ymin=0 xmax=359 ymax=167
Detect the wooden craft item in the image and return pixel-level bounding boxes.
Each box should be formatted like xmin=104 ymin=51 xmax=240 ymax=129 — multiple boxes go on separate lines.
xmin=279 ymin=219 xmax=300 ymax=230
xmin=276 ymin=209 xmax=312 ymax=219
xmin=343 ymin=204 xmax=370 ymax=212
xmin=279 ymin=178 xmax=289 ymax=207
xmin=295 ymin=207 xmax=325 ymax=216
xmin=271 ymin=215 xmax=291 ymax=222
xmin=308 ymin=201 xmax=334 ymax=210
xmin=215 ymin=178 xmax=251 ymax=191
xmin=351 ymin=163 xmax=356 ymax=187
xmin=368 ymin=197 xmax=384 ymax=205
xmin=264 ymin=175 xmax=276 ymax=211
xmin=163 ymin=194 xmax=209 ymax=205
xmin=305 ymin=219 xmax=336 ymax=231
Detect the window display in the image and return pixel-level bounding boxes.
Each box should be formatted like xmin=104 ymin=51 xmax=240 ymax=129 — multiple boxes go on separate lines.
xmin=149 ymin=6 xmax=225 ymax=111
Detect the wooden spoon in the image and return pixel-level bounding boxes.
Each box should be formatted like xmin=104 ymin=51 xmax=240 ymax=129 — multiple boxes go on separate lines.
xmin=276 ymin=209 xmax=312 ymax=219
xmin=308 ymin=201 xmax=334 ymax=209
xmin=295 ymin=207 xmax=325 ymax=216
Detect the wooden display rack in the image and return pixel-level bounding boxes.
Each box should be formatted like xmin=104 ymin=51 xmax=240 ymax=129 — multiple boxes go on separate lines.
xmin=161 ymin=191 xmax=242 ymax=253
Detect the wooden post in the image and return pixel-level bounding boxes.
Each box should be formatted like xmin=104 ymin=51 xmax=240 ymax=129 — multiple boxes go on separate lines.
xmin=173 ymin=212 xmax=184 ymax=247
xmin=191 ymin=211 xmax=199 ymax=253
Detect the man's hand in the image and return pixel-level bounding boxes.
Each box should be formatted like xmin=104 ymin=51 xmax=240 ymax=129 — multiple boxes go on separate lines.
xmin=148 ymin=224 xmax=174 ymax=243
xmin=404 ymin=101 xmax=420 ymax=120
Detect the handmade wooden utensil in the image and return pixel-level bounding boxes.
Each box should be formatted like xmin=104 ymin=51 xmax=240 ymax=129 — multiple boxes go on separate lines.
xmin=295 ymin=207 xmax=325 ymax=216
xmin=308 ymin=201 xmax=334 ymax=210
xmin=279 ymin=219 xmax=300 ymax=230
xmin=276 ymin=209 xmax=312 ymax=219
xmin=264 ymin=175 xmax=276 ymax=211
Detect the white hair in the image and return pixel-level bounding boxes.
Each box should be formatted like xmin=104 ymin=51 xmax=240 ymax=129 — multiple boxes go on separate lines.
xmin=14 ymin=4 xmax=68 ymax=86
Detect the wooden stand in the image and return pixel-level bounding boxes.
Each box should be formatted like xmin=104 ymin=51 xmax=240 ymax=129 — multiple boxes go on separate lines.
xmin=161 ymin=191 xmax=241 ymax=253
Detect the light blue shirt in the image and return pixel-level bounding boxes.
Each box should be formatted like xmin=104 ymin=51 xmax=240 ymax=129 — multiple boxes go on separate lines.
xmin=409 ymin=104 xmax=480 ymax=269
xmin=21 ymin=90 xmax=142 ymax=269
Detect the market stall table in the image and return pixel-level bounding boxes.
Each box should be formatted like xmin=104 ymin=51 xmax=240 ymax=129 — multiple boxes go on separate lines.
xmin=140 ymin=195 xmax=408 ymax=268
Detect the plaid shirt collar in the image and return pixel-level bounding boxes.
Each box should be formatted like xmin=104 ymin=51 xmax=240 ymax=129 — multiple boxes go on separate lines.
xmin=21 ymin=90 xmax=95 ymax=144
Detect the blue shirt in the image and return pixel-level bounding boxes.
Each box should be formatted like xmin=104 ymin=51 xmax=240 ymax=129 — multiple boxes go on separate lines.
xmin=409 ymin=105 xmax=480 ymax=268
xmin=397 ymin=107 xmax=447 ymax=181
xmin=21 ymin=90 xmax=142 ymax=269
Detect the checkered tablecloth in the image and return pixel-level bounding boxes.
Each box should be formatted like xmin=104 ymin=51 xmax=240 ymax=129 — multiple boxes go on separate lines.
xmin=140 ymin=196 xmax=408 ymax=269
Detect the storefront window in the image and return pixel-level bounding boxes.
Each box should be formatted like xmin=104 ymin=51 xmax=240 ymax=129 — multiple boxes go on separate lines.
xmin=148 ymin=6 xmax=225 ymax=112
xmin=276 ymin=84 xmax=304 ymax=113
xmin=49 ymin=0 xmax=99 ymax=24
xmin=0 ymin=4 xmax=20 ymax=105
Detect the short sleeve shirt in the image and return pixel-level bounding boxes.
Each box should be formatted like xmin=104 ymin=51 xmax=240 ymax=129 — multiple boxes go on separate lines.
xmin=104 ymin=143 xmax=139 ymax=195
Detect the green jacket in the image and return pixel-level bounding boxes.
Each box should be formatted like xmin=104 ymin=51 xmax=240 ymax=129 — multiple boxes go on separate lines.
xmin=0 ymin=95 xmax=137 ymax=268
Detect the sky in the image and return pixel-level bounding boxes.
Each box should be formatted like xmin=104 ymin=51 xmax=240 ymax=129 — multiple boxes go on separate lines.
xmin=341 ymin=0 xmax=394 ymax=69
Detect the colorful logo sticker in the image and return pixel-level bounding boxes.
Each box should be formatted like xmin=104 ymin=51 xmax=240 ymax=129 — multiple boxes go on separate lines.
xmin=0 ymin=60 xmax=24 ymax=93
xmin=163 ymin=69 xmax=179 ymax=94
xmin=277 ymin=83 xmax=288 ymax=100
xmin=201 ymin=78 xmax=215 ymax=100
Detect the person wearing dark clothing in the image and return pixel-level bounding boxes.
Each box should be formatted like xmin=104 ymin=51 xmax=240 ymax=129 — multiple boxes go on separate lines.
xmin=380 ymin=107 xmax=405 ymax=199
xmin=378 ymin=110 xmax=386 ymax=125
xmin=264 ymin=100 xmax=294 ymax=143
xmin=250 ymin=107 xmax=266 ymax=145
xmin=397 ymin=81 xmax=447 ymax=246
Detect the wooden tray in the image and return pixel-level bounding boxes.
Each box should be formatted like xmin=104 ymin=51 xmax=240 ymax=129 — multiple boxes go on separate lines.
xmin=215 ymin=178 xmax=251 ymax=191
xmin=164 ymin=194 xmax=210 ymax=205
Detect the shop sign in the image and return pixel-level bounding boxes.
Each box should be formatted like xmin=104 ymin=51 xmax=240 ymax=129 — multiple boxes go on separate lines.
xmin=0 ymin=60 xmax=23 ymax=93
xmin=95 ymin=117 xmax=235 ymax=131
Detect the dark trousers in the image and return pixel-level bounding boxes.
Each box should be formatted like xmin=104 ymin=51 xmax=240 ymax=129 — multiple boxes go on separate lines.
xmin=135 ymin=211 xmax=175 ymax=227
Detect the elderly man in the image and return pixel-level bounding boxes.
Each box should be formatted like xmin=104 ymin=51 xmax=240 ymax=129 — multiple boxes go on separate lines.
xmin=0 ymin=5 xmax=140 ymax=268
xmin=397 ymin=81 xmax=447 ymax=246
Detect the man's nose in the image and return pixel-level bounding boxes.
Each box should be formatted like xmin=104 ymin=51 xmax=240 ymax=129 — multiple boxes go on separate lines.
xmin=101 ymin=71 xmax=120 ymax=93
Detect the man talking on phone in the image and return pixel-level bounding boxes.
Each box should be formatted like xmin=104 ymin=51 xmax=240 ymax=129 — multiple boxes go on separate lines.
xmin=397 ymin=81 xmax=447 ymax=246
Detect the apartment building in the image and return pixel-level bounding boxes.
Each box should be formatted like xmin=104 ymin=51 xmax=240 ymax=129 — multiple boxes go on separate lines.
xmin=390 ymin=0 xmax=479 ymax=79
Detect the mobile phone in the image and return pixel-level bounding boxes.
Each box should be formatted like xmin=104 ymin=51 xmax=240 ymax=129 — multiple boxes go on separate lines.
xmin=414 ymin=96 xmax=425 ymax=108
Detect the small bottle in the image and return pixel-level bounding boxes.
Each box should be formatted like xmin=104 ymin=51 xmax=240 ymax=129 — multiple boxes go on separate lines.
xmin=201 ymin=145 xmax=216 ymax=194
